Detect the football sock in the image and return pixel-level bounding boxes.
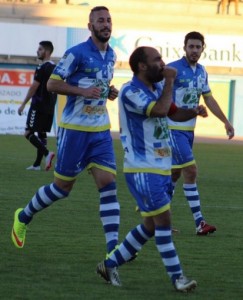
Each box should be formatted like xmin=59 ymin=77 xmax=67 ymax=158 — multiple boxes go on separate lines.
xmin=18 ymin=183 xmax=69 ymax=224
xmin=155 ymin=226 xmax=182 ymax=284
xmin=33 ymin=148 xmax=44 ymax=167
xmin=26 ymin=133 xmax=49 ymax=156
xmin=105 ymin=224 xmax=153 ymax=267
xmin=33 ymin=135 xmax=47 ymax=166
xmin=183 ymin=183 xmax=203 ymax=227
xmin=99 ymin=182 xmax=120 ymax=253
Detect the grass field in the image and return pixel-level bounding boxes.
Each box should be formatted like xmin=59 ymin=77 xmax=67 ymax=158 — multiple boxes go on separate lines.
xmin=1 ymin=135 xmax=243 ymax=300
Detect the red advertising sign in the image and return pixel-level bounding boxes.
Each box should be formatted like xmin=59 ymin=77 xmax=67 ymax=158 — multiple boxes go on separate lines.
xmin=0 ymin=69 xmax=34 ymax=86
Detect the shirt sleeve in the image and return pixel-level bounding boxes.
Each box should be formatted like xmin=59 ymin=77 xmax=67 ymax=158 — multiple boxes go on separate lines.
xmin=51 ymin=49 xmax=78 ymax=80
xmin=34 ymin=65 xmax=44 ymax=83
xmin=121 ymin=86 xmax=154 ymax=116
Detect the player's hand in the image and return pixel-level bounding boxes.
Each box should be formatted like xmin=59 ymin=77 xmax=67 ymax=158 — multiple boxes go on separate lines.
xmin=225 ymin=122 xmax=234 ymax=139
xmin=196 ymin=105 xmax=208 ymax=118
xmin=162 ymin=66 xmax=177 ymax=80
xmin=82 ymin=87 xmax=101 ymax=99
xmin=18 ymin=104 xmax=25 ymax=116
xmin=108 ymin=85 xmax=119 ymax=101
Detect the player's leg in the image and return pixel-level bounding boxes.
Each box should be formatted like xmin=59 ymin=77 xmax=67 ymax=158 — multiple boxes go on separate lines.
xmin=30 ymin=132 xmax=46 ymax=168
xmin=11 ymin=127 xmax=78 ymax=248
xmin=41 ymin=113 xmax=56 ymax=171
xmin=97 ymin=173 xmax=196 ymax=291
xmin=222 ymin=0 xmax=227 ymax=13
xmin=183 ymin=165 xmax=216 ymax=234
xmin=153 ymin=210 xmax=197 ymax=292
xmin=234 ymin=0 xmax=240 ymax=15
xmin=87 ymin=131 xmax=120 ymax=254
xmin=181 ymin=163 xmax=203 ymax=224
xmin=171 ymin=131 xmax=202 ymax=226
xmin=25 ymin=110 xmax=55 ymax=170
xmin=170 ymin=129 xmax=195 ymax=194
xmin=11 ymin=177 xmax=72 ymax=248
xmin=171 ymin=130 xmax=216 ymax=235
xmin=25 ymin=109 xmax=48 ymax=156
xmin=216 ymin=0 xmax=222 ymax=13
xmin=91 ymin=167 xmax=120 ymax=254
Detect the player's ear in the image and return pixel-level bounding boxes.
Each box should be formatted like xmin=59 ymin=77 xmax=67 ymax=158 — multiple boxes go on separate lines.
xmin=183 ymin=45 xmax=186 ymax=52
xmin=138 ymin=62 xmax=147 ymax=71
xmin=88 ymin=22 xmax=92 ymax=31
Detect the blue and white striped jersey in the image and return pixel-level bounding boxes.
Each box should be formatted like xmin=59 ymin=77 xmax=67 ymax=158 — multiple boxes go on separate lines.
xmin=167 ymin=56 xmax=211 ymax=131
xmin=50 ymin=37 xmax=116 ymax=132
xmin=119 ymin=76 xmax=172 ymax=175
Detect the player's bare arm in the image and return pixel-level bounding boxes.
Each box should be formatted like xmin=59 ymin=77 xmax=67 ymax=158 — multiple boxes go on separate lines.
xmin=170 ymin=105 xmax=208 ymax=122
xmin=196 ymin=105 xmax=208 ymax=118
xmin=18 ymin=80 xmax=40 ymax=115
xmin=203 ymin=94 xmax=234 ymax=139
xmin=150 ymin=67 xmax=177 ymax=117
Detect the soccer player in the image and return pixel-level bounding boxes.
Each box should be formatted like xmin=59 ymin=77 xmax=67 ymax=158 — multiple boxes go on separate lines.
xmin=167 ymin=31 xmax=234 ymax=235
xmin=11 ymin=6 xmax=120 ymax=258
xmin=18 ymin=41 xmax=56 ymax=171
xmin=96 ymin=46 xmax=207 ymax=292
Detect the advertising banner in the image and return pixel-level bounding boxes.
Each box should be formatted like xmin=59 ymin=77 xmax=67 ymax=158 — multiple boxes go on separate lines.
xmin=0 ymin=67 xmax=233 ymax=138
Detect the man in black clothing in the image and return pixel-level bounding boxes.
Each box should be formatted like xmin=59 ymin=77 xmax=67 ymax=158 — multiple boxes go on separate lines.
xmin=18 ymin=41 xmax=57 ymax=171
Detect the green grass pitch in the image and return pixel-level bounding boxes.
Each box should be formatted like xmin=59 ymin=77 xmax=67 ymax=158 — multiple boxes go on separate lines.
xmin=1 ymin=135 xmax=243 ymax=299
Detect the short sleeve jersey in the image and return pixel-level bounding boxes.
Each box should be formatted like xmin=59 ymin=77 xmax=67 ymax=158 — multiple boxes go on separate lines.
xmin=31 ymin=61 xmax=57 ymax=115
xmin=119 ymin=76 xmax=172 ymax=175
xmin=50 ymin=37 xmax=116 ymax=132
xmin=167 ymin=56 xmax=211 ymax=130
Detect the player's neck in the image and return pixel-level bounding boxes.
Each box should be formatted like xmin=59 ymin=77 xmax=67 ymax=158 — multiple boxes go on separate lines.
xmin=137 ymin=74 xmax=154 ymax=91
xmin=42 ymin=56 xmax=51 ymax=63
xmin=185 ymin=56 xmax=197 ymax=67
xmin=92 ymin=37 xmax=108 ymax=51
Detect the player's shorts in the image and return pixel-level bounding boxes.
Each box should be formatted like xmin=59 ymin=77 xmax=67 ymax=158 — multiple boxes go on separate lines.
xmin=26 ymin=107 xmax=53 ymax=132
xmin=125 ymin=172 xmax=173 ymax=217
xmin=170 ymin=129 xmax=195 ymax=168
xmin=54 ymin=128 xmax=116 ymax=180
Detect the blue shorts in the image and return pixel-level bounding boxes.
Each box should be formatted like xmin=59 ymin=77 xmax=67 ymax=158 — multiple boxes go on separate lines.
xmin=170 ymin=130 xmax=195 ymax=168
xmin=54 ymin=128 xmax=116 ymax=180
xmin=125 ymin=173 xmax=173 ymax=217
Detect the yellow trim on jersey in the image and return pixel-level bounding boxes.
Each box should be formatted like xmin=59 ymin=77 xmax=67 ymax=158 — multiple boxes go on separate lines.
xmin=87 ymin=163 xmax=117 ymax=175
xmin=50 ymin=74 xmax=63 ymax=80
xmin=172 ymin=159 xmax=196 ymax=169
xmin=169 ymin=125 xmax=194 ymax=131
xmin=203 ymin=91 xmax=212 ymax=97
xmin=141 ymin=203 xmax=170 ymax=217
xmin=146 ymin=101 xmax=156 ymax=116
xmin=124 ymin=168 xmax=171 ymax=175
xmin=54 ymin=171 xmax=78 ymax=181
xmin=59 ymin=122 xmax=110 ymax=132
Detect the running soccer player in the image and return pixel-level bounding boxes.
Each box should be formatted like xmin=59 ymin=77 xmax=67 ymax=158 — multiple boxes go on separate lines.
xmin=167 ymin=31 xmax=234 ymax=235
xmin=11 ymin=6 xmax=120 ymax=259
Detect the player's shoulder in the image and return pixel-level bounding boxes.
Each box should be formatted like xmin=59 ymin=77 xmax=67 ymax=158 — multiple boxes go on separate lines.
xmin=121 ymin=80 xmax=140 ymax=93
xmin=64 ymin=41 xmax=87 ymax=56
xmin=119 ymin=81 xmax=144 ymax=103
xmin=167 ymin=57 xmax=183 ymax=68
xmin=197 ymin=62 xmax=206 ymax=70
